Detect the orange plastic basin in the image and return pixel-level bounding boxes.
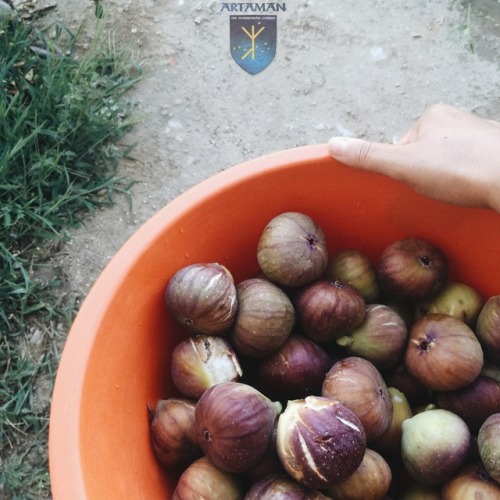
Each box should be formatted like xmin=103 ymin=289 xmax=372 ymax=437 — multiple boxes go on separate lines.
xmin=48 ymin=144 xmax=500 ymax=499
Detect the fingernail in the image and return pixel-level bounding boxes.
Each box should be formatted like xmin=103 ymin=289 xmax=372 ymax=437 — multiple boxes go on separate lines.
xmin=327 ymin=137 xmax=352 ymax=159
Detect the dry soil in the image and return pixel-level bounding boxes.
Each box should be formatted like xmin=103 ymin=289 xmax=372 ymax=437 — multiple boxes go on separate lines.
xmin=43 ymin=0 xmax=500 ymax=337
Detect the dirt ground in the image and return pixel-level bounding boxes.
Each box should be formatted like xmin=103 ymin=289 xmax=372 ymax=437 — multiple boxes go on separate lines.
xmin=38 ymin=0 xmax=499 ymax=304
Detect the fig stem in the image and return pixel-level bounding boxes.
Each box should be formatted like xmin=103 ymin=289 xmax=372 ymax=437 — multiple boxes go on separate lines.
xmin=336 ymin=335 xmax=354 ymax=348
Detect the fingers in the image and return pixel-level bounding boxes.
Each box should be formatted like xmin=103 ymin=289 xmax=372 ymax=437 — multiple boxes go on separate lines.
xmin=327 ymin=137 xmax=410 ymax=179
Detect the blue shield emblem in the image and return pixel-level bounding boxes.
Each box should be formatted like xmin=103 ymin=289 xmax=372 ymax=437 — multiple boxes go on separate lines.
xmin=230 ymin=16 xmax=277 ymax=75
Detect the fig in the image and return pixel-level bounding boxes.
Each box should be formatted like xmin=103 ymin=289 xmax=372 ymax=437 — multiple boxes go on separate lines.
xmin=257 ymin=212 xmax=328 ymax=288
xmin=476 ymin=295 xmax=500 ymax=361
xmin=325 ymin=448 xmax=392 ymax=500
xmin=165 ymin=262 xmax=237 ymax=335
xmin=245 ymin=423 xmax=284 ymax=482
xmin=404 ymin=313 xmax=484 ymax=391
xmin=434 ymin=375 xmax=500 ymax=433
xmin=294 ymin=279 xmax=366 ymax=342
xmin=384 ymin=362 xmax=432 ymax=407
xmin=377 ymin=237 xmax=448 ymax=302
xmin=321 ymin=356 xmax=393 ymax=441
xmin=399 ymin=483 xmax=441 ymax=499
xmin=400 ymin=408 xmax=471 ymax=486
xmin=371 ymin=387 xmax=413 ymax=457
xmin=325 ymin=249 xmax=381 ymax=303
xmin=244 ymin=474 xmax=330 ymax=499
xmin=253 ymin=334 xmax=332 ymax=402
xmin=336 ymin=303 xmax=408 ymax=370
xmin=148 ymin=398 xmax=202 ymax=469
xmin=414 ymin=281 xmax=484 ymax=327
xmin=229 ymin=278 xmax=295 ymax=358
xmin=276 ymin=396 xmax=366 ymax=489
xmin=478 ymin=413 xmax=500 ymax=484
xmin=195 ymin=382 xmax=281 ymax=473
xmin=441 ymin=461 xmax=500 ymax=499
xmin=172 ymin=456 xmax=242 ymax=499
xmin=482 ymin=358 xmax=500 ymax=382
xmin=171 ymin=335 xmax=242 ymax=399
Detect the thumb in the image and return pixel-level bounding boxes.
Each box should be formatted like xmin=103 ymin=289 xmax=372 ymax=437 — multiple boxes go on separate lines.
xmin=327 ymin=136 xmax=409 ymax=176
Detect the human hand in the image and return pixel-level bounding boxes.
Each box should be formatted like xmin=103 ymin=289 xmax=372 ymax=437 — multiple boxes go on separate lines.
xmin=328 ymin=104 xmax=500 ymax=213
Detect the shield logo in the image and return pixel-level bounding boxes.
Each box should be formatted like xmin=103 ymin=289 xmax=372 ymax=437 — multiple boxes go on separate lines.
xmin=230 ymin=15 xmax=277 ymax=75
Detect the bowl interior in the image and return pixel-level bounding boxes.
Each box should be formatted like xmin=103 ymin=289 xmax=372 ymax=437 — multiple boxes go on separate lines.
xmin=49 ymin=144 xmax=500 ymax=498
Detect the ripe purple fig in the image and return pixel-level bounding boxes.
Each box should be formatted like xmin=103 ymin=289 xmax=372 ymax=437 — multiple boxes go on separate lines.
xmin=148 ymin=398 xmax=202 ymax=469
xmin=404 ymin=313 xmax=484 ymax=391
xmin=172 ymin=456 xmax=242 ymax=499
xmin=229 ymin=278 xmax=295 ymax=358
xmin=321 ymin=357 xmax=393 ymax=441
xmin=257 ymin=212 xmax=328 ymax=288
xmin=325 ymin=448 xmax=392 ymax=500
xmin=245 ymin=423 xmax=284 ymax=482
xmin=476 ymin=295 xmax=500 ymax=361
xmin=171 ymin=335 xmax=242 ymax=399
xmin=276 ymin=396 xmax=366 ymax=489
xmin=434 ymin=376 xmax=500 ymax=433
xmin=441 ymin=461 xmax=500 ymax=499
xmin=253 ymin=334 xmax=332 ymax=402
xmin=325 ymin=249 xmax=381 ymax=303
xmin=245 ymin=474 xmax=330 ymax=499
xmin=478 ymin=413 xmax=500 ymax=484
xmin=377 ymin=237 xmax=448 ymax=302
xmin=294 ymin=279 xmax=366 ymax=342
xmin=195 ymin=382 xmax=281 ymax=473
xmin=165 ymin=262 xmax=237 ymax=335
xmin=401 ymin=409 xmax=471 ymax=486
xmin=414 ymin=281 xmax=484 ymax=327
xmin=336 ymin=303 xmax=408 ymax=370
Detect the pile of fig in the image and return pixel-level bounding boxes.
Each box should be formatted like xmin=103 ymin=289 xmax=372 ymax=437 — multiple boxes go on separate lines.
xmin=149 ymin=211 xmax=500 ymax=499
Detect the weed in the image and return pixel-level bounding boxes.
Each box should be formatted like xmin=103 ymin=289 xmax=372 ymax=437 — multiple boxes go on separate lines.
xmin=450 ymin=0 xmax=497 ymax=53
xmin=0 ymin=10 xmax=140 ymax=498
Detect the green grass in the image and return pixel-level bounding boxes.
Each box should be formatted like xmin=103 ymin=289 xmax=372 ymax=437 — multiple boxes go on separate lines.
xmin=450 ymin=0 xmax=496 ymax=53
xmin=0 ymin=10 xmax=141 ymax=498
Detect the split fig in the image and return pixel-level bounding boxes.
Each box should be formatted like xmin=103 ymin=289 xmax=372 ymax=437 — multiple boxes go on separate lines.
xmin=171 ymin=335 xmax=242 ymax=399
xmin=276 ymin=396 xmax=366 ymax=489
